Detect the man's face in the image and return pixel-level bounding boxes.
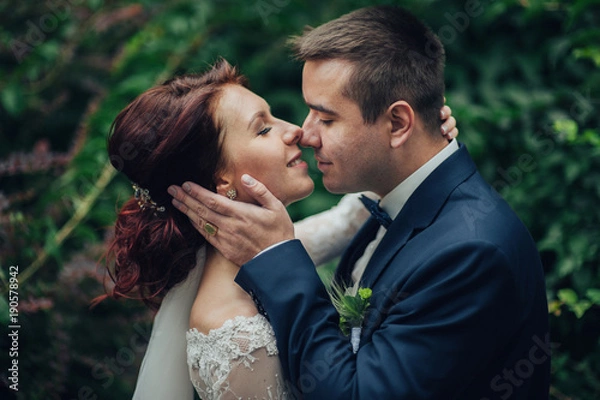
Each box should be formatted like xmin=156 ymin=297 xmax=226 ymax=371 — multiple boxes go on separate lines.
xmin=301 ymin=59 xmax=391 ymax=195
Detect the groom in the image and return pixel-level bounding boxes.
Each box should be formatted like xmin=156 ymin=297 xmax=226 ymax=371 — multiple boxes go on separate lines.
xmin=170 ymin=6 xmax=550 ymax=399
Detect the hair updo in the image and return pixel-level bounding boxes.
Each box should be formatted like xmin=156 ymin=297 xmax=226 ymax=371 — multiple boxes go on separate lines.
xmin=104 ymin=59 xmax=247 ymax=309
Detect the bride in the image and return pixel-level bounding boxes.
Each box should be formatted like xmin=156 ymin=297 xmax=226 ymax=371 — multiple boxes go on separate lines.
xmin=103 ymin=59 xmax=457 ymax=399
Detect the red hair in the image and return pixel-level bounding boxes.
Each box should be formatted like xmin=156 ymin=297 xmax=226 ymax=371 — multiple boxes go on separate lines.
xmin=102 ymin=59 xmax=247 ymax=309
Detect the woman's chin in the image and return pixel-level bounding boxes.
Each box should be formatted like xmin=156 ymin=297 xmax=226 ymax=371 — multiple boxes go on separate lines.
xmin=284 ymin=184 xmax=315 ymax=207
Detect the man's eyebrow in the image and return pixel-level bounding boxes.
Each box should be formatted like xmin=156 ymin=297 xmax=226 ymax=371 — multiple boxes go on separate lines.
xmin=305 ymin=102 xmax=339 ymax=116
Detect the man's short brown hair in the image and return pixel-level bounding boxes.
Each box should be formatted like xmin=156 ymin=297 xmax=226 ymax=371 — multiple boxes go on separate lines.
xmin=290 ymin=6 xmax=445 ymax=134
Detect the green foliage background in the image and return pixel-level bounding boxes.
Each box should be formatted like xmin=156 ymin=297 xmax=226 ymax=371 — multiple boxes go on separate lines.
xmin=0 ymin=0 xmax=598 ymax=398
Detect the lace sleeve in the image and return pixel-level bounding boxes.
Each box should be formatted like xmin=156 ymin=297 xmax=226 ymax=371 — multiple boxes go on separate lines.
xmin=294 ymin=192 xmax=375 ymax=266
xmin=187 ymin=314 xmax=290 ymax=400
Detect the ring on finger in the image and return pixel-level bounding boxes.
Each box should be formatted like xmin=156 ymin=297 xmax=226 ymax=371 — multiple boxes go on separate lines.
xmin=203 ymin=221 xmax=218 ymax=236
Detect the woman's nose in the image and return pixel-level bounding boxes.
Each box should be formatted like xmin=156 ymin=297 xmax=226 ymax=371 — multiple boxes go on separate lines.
xmin=282 ymin=123 xmax=302 ymax=145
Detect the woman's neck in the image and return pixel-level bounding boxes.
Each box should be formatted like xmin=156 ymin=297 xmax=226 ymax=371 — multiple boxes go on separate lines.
xmin=189 ymin=244 xmax=257 ymax=334
xmin=204 ymin=245 xmax=240 ymax=278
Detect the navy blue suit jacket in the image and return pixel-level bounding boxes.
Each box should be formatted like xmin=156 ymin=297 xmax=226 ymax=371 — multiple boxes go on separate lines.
xmin=235 ymin=143 xmax=550 ymax=399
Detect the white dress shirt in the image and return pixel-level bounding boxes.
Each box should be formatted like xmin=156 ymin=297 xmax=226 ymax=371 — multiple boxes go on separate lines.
xmin=351 ymin=139 xmax=459 ymax=291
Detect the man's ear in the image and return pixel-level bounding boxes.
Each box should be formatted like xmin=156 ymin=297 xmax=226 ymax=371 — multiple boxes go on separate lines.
xmin=387 ymin=101 xmax=414 ymax=148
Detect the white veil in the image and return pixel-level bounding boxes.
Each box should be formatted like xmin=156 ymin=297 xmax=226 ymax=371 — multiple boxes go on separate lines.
xmin=132 ymin=246 xmax=205 ymax=400
xmin=130 ymin=193 xmax=368 ymax=399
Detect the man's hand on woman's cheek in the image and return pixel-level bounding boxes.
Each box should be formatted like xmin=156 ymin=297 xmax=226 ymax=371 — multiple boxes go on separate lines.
xmin=168 ymin=175 xmax=294 ymax=266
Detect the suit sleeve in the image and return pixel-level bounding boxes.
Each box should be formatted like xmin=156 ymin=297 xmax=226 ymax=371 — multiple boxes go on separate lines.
xmin=235 ymin=239 xmax=519 ymax=399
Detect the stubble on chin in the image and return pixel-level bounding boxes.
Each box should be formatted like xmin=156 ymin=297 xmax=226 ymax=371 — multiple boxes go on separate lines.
xmin=322 ymin=176 xmax=347 ymax=195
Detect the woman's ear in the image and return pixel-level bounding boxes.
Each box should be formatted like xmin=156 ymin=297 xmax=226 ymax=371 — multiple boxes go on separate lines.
xmin=387 ymin=101 xmax=414 ymax=148
xmin=215 ymin=171 xmax=234 ymax=197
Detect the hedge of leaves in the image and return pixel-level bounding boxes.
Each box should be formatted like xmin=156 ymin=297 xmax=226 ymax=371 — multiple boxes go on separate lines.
xmin=0 ymin=0 xmax=598 ymax=399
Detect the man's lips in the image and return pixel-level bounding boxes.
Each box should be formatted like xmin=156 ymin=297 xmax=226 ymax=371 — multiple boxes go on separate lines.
xmin=315 ymin=155 xmax=332 ymax=168
xmin=316 ymin=159 xmax=332 ymax=171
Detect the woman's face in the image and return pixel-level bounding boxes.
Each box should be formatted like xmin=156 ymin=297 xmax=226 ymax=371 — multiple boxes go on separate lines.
xmin=215 ymin=84 xmax=314 ymax=206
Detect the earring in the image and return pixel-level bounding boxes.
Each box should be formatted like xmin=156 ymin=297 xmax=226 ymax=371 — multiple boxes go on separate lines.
xmin=226 ymin=188 xmax=237 ymax=200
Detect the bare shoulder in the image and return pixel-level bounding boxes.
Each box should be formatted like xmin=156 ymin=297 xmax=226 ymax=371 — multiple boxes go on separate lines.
xmin=189 ymin=295 xmax=258 ymax=335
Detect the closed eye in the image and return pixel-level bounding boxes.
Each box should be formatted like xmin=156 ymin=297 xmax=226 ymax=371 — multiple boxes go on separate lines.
xmin=320 ymin=120 xmax=333 ymax=126
xmin=258 ymin=127 xmax=272 ymax=136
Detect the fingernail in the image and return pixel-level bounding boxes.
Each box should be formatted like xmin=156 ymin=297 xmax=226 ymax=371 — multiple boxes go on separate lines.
xmin=242 ymin=174 xmax=255 ymax=186
xmin=167 ymin=186 xmax=176 ymax=196
xmin=172 ymin=198 xmax=181 ymax=208
xmin=182 ymin=183 xmax=191 ymax=193
xmin=441 ymin=126 xmax=447 ymax=134
xmin=440 ymin=110 xmax=446 ymax=119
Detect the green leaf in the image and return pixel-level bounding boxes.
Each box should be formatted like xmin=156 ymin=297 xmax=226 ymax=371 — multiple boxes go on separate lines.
xmin=1 ymin=82 xmax=25 ymax=116
xmin=358 ymin=288 xmax=372 ymax=300
xmin=0 ymin=296 xmax=9 ymax=326
xmin=558 ymin=257 xmax=578 ymax=277
xmin=570 ymin=301 xmax=591 ymax=319
xmin=581 ymin=129 xmax=600 ymax=147
xmin=553 ymin=119 xmax=579 ymax=142
xmin=564 ymin=162 xmax=581 ymax=183
xmin=586 ymin=288 xmax=600 ymax=304
xmin=558 ymin=288 xmax=579 ymax=305
xmin=573 ymin=46 xmax=600 ymax=67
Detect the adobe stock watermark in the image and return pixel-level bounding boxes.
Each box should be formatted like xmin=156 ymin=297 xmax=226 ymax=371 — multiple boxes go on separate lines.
xmin=66 ymin=322 xmax=151 ymax=400
xmin=7 ymin=265 xmax=21 ymax=393
xmin=461 ymin=85 xmax=599 ymax=231
xmin=108 ymin=109 xmax=168 ymax=173
xmin=403 ymin=0 xmax=498 ymax=69
xmin=481 ymin=333 xmax=557 ymax=400
xmin=253 ymin=0 xmax=291 ymax=26
xmin=461 ymin=127 xmax=556 ymax=231
xmin=9 ymin=0 xmax=85 ymax=63
xmin=436 ymin=0 xmax=486 ymax=46
xmin=570 ymin=88 xmax=598 ymax=124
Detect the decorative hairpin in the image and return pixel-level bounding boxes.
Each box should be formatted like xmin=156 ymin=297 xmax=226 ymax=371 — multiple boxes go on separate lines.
xmin=132 ymin=183 xmax=166 ymax=212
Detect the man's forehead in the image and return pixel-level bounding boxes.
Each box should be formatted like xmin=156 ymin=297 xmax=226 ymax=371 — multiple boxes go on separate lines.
xmin=302 ymin=59 xmax=353 ymax=104
xmin=302 ymin=59 xmax=354 ymax=80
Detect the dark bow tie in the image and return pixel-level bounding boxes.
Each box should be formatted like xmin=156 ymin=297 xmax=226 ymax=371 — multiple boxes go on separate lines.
xmin=359 ymin=195 xmax=393 ymax=229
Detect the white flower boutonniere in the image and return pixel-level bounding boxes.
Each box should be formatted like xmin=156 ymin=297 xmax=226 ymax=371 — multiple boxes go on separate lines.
xmin=327 ymin=282 xmax=372 ymax=354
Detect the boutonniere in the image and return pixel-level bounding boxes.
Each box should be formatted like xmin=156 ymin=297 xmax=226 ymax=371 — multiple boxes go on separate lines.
xmin=327 ymin=282 xmax=372 ymax=353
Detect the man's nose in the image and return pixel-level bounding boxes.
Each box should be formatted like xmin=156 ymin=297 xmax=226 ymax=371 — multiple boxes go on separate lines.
xmin=300 ymin=117 xmax=321 ymax=148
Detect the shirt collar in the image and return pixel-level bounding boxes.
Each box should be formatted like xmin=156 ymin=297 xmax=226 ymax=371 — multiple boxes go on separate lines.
xmin=380 ymin=139 xmax=459 ymax=219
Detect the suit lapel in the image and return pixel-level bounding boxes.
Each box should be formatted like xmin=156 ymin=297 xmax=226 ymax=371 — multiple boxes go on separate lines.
xmin=360 ymin=144 xmax=478 ymax=289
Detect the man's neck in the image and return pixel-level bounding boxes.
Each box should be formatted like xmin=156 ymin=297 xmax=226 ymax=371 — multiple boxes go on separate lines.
xmin=380 ymin=139 xmax=459 ymax=218
xmin=377 ymin=136 xmax=450 ymax=198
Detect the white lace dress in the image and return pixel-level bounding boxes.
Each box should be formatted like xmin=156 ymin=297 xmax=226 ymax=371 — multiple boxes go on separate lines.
xmin=185 ymin=193 xmax=371 ymax=400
